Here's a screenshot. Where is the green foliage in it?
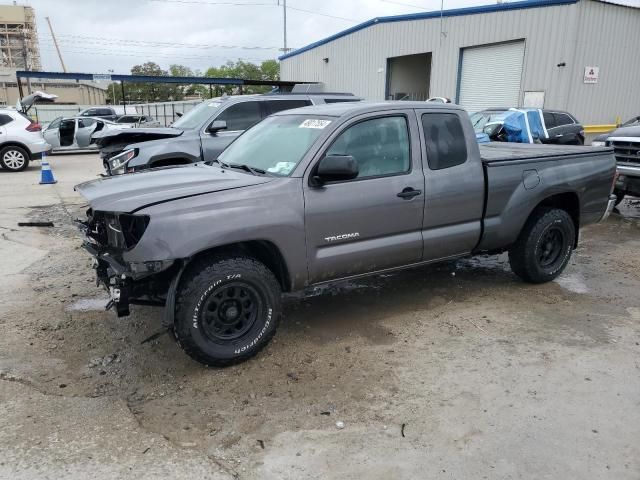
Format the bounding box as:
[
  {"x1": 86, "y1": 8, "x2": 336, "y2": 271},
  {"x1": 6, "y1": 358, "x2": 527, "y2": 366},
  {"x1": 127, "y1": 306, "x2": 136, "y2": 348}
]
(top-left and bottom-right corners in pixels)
[{"x1": 106, "y1": 59, "x2": 280, "y2": 105}]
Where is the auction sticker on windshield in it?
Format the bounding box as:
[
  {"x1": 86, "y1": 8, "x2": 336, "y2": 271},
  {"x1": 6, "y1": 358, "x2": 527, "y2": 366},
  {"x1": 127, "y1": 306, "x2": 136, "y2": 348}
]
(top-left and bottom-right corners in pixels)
[{"x1": 299, "y1": 119, "x2": 331, "y2": 129}]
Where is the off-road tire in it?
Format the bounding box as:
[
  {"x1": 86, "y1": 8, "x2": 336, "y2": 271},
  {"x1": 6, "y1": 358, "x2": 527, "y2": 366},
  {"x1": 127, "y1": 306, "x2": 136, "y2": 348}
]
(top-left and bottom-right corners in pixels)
[
  {"x1": 508, "y1": 208, "x2": 575, "y2": 284},
  {"x1": 174, "y1": 256, "x2": 281, "y2": 367},
  {"x1": 0, "y1": 145, "x2": 29, "y2": 172}
]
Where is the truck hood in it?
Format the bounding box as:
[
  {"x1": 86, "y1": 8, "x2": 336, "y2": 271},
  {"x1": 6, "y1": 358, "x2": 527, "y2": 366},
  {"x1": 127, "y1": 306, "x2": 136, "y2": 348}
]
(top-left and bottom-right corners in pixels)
[
  {"x1": 92, "y1": 127, "x2": 184, "y2": 149},
  {"x1": 75, "y1": 163, "x2": 273, "y2": 212},
  {"x1": 607, "y1": 125, "x2": 640, "y2": 138}
]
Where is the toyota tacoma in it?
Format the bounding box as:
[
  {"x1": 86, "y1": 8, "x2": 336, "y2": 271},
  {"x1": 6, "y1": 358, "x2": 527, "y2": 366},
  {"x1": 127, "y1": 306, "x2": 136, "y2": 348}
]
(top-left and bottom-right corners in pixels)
[{"x1": 76, "y1": 102, "x2": 617, "y2": 366}]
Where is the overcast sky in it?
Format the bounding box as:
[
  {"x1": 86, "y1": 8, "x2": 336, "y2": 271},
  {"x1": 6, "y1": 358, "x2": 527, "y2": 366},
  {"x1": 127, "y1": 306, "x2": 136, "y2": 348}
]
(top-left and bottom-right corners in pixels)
[{"x1": 15, "y1": 0, "x2": 504, "y2": 74}]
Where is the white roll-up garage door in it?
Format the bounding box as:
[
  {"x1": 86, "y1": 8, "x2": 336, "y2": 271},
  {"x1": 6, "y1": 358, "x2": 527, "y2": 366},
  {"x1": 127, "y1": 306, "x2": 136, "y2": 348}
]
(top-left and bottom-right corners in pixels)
[{"x1": 458, "y1": 41, "x2": 525, "y2": 113}]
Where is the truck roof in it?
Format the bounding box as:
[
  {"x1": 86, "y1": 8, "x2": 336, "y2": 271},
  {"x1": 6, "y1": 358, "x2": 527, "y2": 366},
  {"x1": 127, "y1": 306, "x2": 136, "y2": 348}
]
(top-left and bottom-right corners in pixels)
[{"x1": 273, "y1": 101, "x2": 466, "y2": 118}]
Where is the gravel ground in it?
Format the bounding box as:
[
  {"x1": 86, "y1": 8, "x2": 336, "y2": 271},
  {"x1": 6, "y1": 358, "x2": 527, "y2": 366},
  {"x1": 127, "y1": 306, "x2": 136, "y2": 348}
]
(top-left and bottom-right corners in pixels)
[{"x1": 1, "y1": 153, "x2": 639, "y2": 479}]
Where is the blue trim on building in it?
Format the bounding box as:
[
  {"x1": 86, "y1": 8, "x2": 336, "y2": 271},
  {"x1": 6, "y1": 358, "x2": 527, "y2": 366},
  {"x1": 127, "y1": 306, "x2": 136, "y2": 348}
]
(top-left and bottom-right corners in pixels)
[{"x1": 279, "y1": 0, "x2": 579, "y2": 61}]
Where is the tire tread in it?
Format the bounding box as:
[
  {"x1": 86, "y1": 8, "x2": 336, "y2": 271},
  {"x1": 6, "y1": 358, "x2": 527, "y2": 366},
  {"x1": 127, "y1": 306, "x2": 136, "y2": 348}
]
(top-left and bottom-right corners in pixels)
[{"x1": 174, "y1": 255, "x2": 281, "y2": 367}]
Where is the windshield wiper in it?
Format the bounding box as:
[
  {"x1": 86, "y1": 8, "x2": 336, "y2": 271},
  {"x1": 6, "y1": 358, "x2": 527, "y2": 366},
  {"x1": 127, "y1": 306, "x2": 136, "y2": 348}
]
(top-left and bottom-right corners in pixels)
[
  {"x1": 226, "y1": 163, "x2": 268, "y2": 176},
  {"x1": 206, "y1": 158, "x2": 230, "y2": 168}
]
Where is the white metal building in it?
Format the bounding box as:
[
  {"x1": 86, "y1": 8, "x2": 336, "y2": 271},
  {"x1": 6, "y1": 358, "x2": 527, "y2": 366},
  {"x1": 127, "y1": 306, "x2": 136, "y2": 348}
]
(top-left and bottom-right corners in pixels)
[{"x1": 279, "y1": 0, "x2": 640, "y2": 124}]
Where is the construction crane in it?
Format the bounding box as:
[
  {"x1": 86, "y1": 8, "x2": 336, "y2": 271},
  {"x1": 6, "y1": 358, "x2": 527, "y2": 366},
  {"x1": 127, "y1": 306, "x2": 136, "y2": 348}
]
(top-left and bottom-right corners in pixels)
[{"x1": 45, "y1": 16, "x2": 66, "y2": 73}]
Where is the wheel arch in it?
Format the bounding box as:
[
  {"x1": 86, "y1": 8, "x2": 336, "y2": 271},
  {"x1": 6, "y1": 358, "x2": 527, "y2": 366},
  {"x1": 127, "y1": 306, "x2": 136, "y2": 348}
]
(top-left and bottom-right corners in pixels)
[
  {"x1": 183, "y1": 239, "x2": 292, "y2": 292},
  {"x1": 525, "y1": 192, "x2": 580, "y2": 248},
  {"x1": 0, "y1": 141, "x2": 33, "y2": 155}
]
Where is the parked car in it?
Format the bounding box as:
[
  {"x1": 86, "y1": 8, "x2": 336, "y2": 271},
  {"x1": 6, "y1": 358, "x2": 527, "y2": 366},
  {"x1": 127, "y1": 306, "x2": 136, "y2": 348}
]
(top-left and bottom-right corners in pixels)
[
  {"x1": 0, "y1": 91, "x2": 55, "y2": 172},
  {"x1": 93, "y1": 92, "x2": 362, "y2": 175},
  {"x1": 77, "y1": 106, "x2": 126, "y2": 122},
  {"x1": 591, "y1": 116, "x2": 640, "y2": 204},
  {"x1": 75, "y1": 101, "x2": 616, "y2": 366},
  {"x1": 115, "y1": 115, "x2": 162, "y2": 128},
  {"x1": 43, "y1": 116, "x2": 132, "y2": 152},
  {"x1": 470, "y1": 108, "x2": 585, "y2": 145}
]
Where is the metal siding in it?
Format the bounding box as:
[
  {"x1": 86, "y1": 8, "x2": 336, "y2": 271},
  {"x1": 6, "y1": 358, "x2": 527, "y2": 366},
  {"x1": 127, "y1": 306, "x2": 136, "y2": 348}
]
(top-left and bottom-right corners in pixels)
[{"x1": 281, "y1": 0, "x2": 639, "y2": 124}]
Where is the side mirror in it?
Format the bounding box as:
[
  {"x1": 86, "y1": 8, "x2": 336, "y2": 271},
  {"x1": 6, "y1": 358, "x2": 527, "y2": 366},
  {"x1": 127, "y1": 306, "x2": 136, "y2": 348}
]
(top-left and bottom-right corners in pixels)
[
  {"x1": 313, "y1": 155, "x2": 358, "y2": 185},
  {"x1": 175, "y1": 111, "x2": 183, "y2": 117},
  {"x1": 207, "y1": 120, "x2": 227, "y2": 135}
]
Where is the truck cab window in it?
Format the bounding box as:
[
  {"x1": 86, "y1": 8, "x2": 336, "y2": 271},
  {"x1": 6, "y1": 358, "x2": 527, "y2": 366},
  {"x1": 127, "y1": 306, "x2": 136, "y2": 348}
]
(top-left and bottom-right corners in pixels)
[
  {"x1": 217, "y1": 101, "x2": 262, "y2": 131},
  {"x1": 325, "y1": 116, "x2": 410, "y2": 179},
  {"x1": 421, "y1": 113, "x2": 467, "y2": 170}
]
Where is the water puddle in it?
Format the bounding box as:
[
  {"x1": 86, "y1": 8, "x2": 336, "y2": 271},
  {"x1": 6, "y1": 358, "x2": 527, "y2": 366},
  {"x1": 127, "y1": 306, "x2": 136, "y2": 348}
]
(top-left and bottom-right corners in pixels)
[
  {"x1": 554, "y1": 272, "x2": 589, "y2": 294},
  {"x1": 66, "y1": 297, "x2": 109, "y2": 312}
]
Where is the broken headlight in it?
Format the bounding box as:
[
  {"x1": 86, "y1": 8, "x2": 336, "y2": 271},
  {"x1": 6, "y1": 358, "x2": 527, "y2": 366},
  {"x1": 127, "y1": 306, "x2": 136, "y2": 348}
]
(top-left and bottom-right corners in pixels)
[{"x1": 100, "y1": 212, "x2": 150, "y2": 250}]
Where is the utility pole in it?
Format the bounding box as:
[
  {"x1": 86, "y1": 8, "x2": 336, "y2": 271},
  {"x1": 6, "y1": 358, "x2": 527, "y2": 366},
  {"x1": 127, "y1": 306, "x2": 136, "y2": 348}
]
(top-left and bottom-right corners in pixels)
[
  {"x1": 45, "y1": 17, "x2": 67, "y2": 73},
  {"x1": 278, "y1": 0, "x2": 290, "y2": 54}
]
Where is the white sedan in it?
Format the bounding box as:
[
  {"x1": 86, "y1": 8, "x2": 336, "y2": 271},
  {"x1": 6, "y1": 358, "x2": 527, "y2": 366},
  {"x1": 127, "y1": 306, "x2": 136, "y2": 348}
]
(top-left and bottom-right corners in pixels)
[{"x1": 43, "y1": 116, "x2": 132, "y2": 152}]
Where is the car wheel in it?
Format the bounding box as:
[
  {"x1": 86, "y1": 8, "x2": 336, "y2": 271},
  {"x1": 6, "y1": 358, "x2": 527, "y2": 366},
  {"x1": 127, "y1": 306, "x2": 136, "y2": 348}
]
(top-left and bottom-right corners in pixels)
[
  {"x1": 174, "y1": 256, "x2": 281, "y2": 367},
  {"x1": 508, "y1": 208, "x2": 575, "y2": 283},
  {"x1": 0, "y1": 146, "x2": 29, "y2": 172}
]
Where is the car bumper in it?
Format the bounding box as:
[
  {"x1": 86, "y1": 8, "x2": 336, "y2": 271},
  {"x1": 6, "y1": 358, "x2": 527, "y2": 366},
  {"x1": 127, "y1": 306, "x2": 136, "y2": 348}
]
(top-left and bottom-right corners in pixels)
[
  {"x1": 599, "y1": 194, "x2": 617, "y2": 222},
  {"x1": 617, "y1": 164, "x2": 640, "y2": 178},
  {"x1": 29, "y1": 140, "x2": 51, "y2": 156}
]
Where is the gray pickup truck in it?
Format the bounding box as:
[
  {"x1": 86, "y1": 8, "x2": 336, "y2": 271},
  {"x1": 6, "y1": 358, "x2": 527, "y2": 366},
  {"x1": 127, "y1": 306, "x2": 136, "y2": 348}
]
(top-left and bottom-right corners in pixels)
[{"x1": 76, "y1": 102, "x2": 617, "y2": 367}]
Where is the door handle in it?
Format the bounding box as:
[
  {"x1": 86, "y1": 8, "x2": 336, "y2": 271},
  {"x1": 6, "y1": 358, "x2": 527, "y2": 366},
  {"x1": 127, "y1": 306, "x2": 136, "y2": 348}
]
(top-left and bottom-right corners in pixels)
[{"x1": 397, "y1": 187, "x2": 422, "y2": 199}]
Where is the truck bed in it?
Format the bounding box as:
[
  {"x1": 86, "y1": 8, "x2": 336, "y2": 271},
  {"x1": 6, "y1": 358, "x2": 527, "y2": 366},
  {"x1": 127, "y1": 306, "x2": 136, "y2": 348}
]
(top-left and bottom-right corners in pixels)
[{"x1": 480, "y1": 143, "x2": 613, "y2": 164}]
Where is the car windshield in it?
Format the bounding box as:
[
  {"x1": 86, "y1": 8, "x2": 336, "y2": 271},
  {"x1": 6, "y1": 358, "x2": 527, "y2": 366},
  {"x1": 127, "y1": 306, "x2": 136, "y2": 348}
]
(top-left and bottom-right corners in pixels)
[
  {"x1": 469, "y1": 111, "x2": 510, "y2": 132},
  {"x1": 172, "y1": 100, "x2": 223, "y2": 129},
  {"x1": 621, "y1": 116, "x2": 640, "y2": 127},
  {"x1": 217, "y1": 114, "x2": 333, "y2": 176}
]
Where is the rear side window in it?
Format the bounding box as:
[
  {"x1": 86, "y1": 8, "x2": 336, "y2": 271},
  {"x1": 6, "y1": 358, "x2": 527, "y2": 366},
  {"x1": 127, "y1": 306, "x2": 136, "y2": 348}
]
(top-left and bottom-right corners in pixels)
[
  {"x1": 324, "y1": 98, "x2": 360, "y2": 104},
  {"x1": 421, "y1": 113, "x2": 467, "y2": 170},
  {"x1": 326, "y1": 116, "x2": 410, "y2": 179},
  {"x1": 217, "y1": 101, "x2": 262, "y2": 131},
  {"x1": 265, "y1": 100, "x2": 311, "y2": 115},
  {"x1": 98, "y1": 108, "x2": 114, "y2": 116},
  {"x1": 0, "y1": 114, "x2": 13, "y2": 126},
  {"x1": 554, "y1": 113, "x2": 574, "y2": 126},
  {"x1": 543, "y1": 112, "x2": 556, "y2": 129}
]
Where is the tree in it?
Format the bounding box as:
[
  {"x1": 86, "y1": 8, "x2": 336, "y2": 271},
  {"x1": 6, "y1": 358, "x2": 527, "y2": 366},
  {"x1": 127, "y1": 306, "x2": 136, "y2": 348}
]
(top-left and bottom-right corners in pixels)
[{"x1": 106, "y1": 59, "x2": 281, "y2": 104}]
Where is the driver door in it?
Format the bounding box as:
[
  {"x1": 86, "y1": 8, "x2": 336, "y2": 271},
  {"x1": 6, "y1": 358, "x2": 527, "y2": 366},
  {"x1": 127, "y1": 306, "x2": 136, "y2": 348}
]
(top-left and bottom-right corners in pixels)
[
  {"x1": 43, "y1": 117, "x2": 62, "y2": 149},
  {"x1": 200, "y1": 101, "x2": 264, "y2": 161},
  {"x1": 76, "y1": 118, "x2": 98, "y2": 148},
  {"x1": 303, "y1": 111, "x2": 425, "y2": 283}
]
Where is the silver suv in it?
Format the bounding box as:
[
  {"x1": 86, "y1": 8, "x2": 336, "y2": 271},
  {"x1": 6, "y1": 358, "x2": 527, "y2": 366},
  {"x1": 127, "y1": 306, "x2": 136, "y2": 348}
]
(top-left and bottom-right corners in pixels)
[{"x1": 93, "y1": 93, "x2": 362, "y2": 175}]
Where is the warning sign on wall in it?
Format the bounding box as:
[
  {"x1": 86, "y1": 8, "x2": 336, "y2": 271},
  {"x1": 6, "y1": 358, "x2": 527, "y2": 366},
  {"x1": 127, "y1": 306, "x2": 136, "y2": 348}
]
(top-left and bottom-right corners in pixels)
[{"x1": 584, "y1": 66, "x2": 599, "y2": 84}]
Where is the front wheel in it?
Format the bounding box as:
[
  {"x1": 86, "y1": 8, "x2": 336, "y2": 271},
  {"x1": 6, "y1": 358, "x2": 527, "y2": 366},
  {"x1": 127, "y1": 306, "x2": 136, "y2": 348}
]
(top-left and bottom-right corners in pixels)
[
  {"x1": 174, "y1": 256, "x2": 281, "y2": 367},
  {"x1": 0, "y1": 146, "x2": 29, "y2": 172},
  {"x1": 508, "y1": 208, "x2": 575, "y2": 283}
]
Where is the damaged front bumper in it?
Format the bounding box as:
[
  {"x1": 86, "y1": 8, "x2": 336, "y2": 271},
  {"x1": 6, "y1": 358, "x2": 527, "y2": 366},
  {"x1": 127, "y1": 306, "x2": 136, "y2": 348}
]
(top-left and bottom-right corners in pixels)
[{"x1": 76, "y1": 213, "x2": 175, "y2": 317}]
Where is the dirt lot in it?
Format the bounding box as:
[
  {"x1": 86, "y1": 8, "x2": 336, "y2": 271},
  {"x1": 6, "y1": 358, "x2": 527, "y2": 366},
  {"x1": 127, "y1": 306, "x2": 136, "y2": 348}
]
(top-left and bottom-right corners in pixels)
[{"x1": 1, "y1": 153, "x2": 639, "y2": 480}]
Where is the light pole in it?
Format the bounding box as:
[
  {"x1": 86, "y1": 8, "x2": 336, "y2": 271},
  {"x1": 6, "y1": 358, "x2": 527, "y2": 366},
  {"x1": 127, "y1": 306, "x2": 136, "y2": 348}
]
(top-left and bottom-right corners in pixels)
[{"x1": 108, "y1": 69, "x2": 115, "y2": 105}]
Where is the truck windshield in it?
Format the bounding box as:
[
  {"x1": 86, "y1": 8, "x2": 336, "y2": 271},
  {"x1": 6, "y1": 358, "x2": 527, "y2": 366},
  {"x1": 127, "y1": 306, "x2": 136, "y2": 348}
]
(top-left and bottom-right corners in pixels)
[
  {"x1": 469, "y1": 111, "x2": 510, "y2": 132},
  {"x1": 172, "y1": 100, "x2": 222, "y2": 129},
  {"x1": 217, "y1": 115, "x2": 333, "y2": 176}
]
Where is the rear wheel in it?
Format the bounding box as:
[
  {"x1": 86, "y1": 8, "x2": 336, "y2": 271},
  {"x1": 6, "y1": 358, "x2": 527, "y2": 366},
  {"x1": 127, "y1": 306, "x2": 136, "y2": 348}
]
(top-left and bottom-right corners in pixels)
[
  {"x1": 508, "y1": 208, "x2": 575, "y2": 283},
  {"x1": 0, "y1": 146, "x2": 29, "y2": 172},
  {"x1": 174, "y1": 256, "x2": 281, "y2": 367}
]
